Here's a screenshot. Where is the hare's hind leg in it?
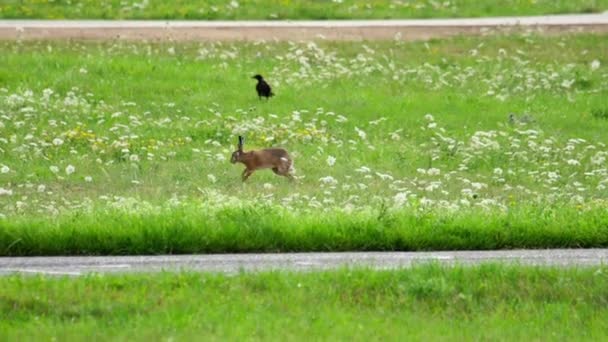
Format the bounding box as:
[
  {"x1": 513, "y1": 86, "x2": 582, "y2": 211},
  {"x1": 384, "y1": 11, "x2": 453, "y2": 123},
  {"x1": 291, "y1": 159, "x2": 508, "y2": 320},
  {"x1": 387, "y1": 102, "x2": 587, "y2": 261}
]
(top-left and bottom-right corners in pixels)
[{"x1": 273, "y1": 166, "x2": 295, "y2": 182}]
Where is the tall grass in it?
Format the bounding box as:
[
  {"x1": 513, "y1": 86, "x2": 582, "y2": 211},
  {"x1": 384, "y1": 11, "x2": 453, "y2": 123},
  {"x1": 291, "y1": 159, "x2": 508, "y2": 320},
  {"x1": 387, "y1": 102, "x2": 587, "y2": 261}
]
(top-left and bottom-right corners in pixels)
[
  {"x1": 2, "y1": 203, "x2": 607, "y2": 255},
  {"x1": 2, "y1": 265, "x2": 608, "y2": 340}
]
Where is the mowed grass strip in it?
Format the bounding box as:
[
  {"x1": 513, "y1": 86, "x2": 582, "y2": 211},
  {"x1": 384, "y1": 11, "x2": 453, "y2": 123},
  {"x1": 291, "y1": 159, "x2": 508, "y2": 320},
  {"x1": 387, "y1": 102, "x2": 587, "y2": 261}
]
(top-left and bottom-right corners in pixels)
[
  {"x1": 1, "y1": 0, "x2": 607, "y2": 20},
  {"x1": 2, "y1": 265, "x2": 608, "y2": 341},
  {"x1": 2, "y1": 205, "x2": 608, "y2": 255}
]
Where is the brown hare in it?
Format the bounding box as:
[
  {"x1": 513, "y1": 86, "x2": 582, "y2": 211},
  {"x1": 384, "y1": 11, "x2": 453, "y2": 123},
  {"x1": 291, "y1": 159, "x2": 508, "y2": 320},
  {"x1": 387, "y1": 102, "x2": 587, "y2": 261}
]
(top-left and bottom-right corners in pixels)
[{"x1": 230, "y1": 136, "x2": 295, "y2": 182}]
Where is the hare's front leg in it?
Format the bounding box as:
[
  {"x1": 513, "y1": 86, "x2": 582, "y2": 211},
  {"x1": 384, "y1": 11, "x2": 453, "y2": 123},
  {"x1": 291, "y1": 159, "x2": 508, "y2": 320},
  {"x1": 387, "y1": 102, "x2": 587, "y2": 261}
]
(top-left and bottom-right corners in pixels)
[{"x1": 242, "y1": 168, "x2": 254, "y2": 182}]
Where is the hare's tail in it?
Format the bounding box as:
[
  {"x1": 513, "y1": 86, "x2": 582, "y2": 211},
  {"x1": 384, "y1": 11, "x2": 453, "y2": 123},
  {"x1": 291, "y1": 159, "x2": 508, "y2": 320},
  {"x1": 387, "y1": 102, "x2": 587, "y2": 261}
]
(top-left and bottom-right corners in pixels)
[
  {"x1": 280, "y1": 157, "x2": 295, "y2": 174},
  {"x1": 288, "y1": 162, "x2": 296, "y2": 175}
]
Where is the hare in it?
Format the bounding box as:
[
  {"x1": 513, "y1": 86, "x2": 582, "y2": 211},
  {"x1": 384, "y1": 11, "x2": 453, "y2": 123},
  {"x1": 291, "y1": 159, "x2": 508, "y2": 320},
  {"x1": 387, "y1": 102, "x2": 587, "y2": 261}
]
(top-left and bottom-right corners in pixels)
[{"x1": 230, "y1": 136, "x2": 295, "y2": 182}]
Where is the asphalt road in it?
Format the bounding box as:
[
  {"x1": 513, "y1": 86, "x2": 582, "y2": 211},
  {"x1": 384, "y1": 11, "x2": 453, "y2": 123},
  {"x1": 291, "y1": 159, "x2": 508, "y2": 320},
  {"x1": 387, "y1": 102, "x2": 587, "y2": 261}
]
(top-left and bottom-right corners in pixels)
[
  {"x1": 1, "y1": 249, "x2": 607, "y2": 276},
  {"x1": 1, "y1": 14, "x2": 607, "y2": 41}
]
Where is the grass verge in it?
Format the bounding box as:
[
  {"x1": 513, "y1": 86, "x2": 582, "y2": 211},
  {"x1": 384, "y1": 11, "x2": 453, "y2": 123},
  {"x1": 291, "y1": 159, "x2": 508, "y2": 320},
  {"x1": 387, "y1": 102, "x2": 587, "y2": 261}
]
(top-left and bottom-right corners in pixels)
[
  {"x1": 2, "y1": 264, "x2": 608, "y2": 340},
  {"x1": 2, "y1": 204, "x2": 608, "y2": 255},
  {"x1": 1, "y1": 0, "x2": 607, "y2": 20}
]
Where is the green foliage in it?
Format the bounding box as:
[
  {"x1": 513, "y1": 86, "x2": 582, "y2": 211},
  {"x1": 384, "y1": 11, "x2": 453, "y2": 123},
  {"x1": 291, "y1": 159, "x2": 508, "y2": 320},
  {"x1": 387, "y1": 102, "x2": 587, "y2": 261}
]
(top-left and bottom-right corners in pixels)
[{"x1": 592, "y1": 107, "x2": 608, "y2": 120}]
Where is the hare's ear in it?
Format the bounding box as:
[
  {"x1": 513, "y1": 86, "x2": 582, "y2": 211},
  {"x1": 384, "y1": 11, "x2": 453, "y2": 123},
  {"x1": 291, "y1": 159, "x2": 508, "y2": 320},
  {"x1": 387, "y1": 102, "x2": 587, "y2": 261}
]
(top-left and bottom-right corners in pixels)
[{"x1": 238, "y1": 136, "x2": 244, "y2": 151}]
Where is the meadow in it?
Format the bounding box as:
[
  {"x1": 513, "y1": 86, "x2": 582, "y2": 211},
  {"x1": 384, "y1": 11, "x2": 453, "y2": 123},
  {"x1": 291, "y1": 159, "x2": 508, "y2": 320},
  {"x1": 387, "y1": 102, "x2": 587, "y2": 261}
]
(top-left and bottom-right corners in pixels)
[
  {"x1": 2, "y1": 265, "x2": 608, "y2": 340},
  {"x1": 1, "y1": 0, "x2": 607, "y2": 20},
  {"x1": 0, "y1": 34, "x2": 607, "y2": 255}
]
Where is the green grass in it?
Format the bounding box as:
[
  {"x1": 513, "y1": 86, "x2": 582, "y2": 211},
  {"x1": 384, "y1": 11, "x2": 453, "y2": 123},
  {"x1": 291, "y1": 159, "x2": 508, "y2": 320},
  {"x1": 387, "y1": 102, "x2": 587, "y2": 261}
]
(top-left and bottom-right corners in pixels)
[
  {"x1": 0, "y1": 34, "x2": 607, "y2": 254},
  {"x1": 1, "y1": 0, "x2": 607, "y2": 20},
  {"x1": 2, "y1": 265, "x2": 608, "y2": 340},
  {"x1": 2, "y1": 205, "x2": 608, "y2": 255}
]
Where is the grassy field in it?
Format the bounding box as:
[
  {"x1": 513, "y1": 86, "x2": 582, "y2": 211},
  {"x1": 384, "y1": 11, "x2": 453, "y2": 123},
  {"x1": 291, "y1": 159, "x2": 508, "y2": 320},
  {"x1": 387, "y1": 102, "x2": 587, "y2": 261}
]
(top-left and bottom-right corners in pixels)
[
  {"x1": 0, "y1": 34, "x2": 607, "y2": 254},
  {"x1": 2, "y1": 265, "x2": 608, "y2": 340},
  {"x1": 1, "y1": 0, "x2": 608, "y2": 20}
]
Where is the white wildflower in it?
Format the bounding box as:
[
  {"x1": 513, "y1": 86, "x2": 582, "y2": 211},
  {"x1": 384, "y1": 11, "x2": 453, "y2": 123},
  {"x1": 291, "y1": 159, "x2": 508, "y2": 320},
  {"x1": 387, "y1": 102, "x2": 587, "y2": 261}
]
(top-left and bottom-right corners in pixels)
[
  {"x1": 424, "y1": 182, "x2": 441, "y2": 192},
  {"x1": 369, "y1": 117, "x2": 387, "y2": 125},
  {"x1": 319, "y1": 176, "x2": 338, "y2": 185},
  {"x1": 424, "y1": 114, "x2": 435, "y2": 121},
  {"x1": 129, "y1": 154, "x2": 140, "y2": 162},
  {"x1": 390, "y1": 129, "x2": 402, "y2": 141},
  {"x1": 561, "y1": 79, "x2": 575, "y2": 89},
  {"x1": 42, "y1": 88, "x2": 54, "y2": 100},
  {"x1": 53, "y1": 138, "x2": 64, "y2": 146},
  {"x1": 592, "y1": 154, "x2": 606, "y2": 165},
  {"x1": 0, "y1": 188, "x2": 12, "y2": 196},
  {"x1": 290, "y1": 111, "x2": 301, "y2": 122},
  {"x1": 0, "y1": 165, "x2": 9, "y2": 174},
  {"x1": 493, "y1": 168, "x2": 503, "y2": 176},
  {"x1": 263, "y1": 183, "x2": 273, "y2": 190},
  {"x1": 462, "y1": 188, "x2": 474, "y2": 197},
  {"x1": 207, "y1": 174, "x2": 217, "y2": 183},
  {"x1": 570, "y1": 195, "x2": 584, "y2": 204},
  {"x1": 65, "y1": 165, "x2": 75, "y2": 175},
  {"x1": 591, "y1": 59, "x2": 601, "y2": 71},
  {"x1": 393, "y1": 192, "x2": 409, "y2": 206},
  {"x1": 84, "y1": 176, "x2": 93, "y2": 182},
  {"x1": 355, "y1": 166, "x2": 371, "y2": 173},
  {"x1": 355, "y1": 127, "x2": 367, "y2": 140},
  {"x1": 215, "y1": 153, "x2": 226, "y2": 162},
  {"x1": 420, "y1": 197, "x2": 434, "y2": 207},
  {"x1": 471, "y1": 182, "x2": 486, "y2": 190},
  {"x1": 50, "y1": 166, "x2": 60, "y2": 174},
  {"x1": 326, "y1": 156, "x2": 336, "y2": 167},
  {"x1": 336, "y1": 115, "x2": 348, "y2": 123},
  {"x1": 375, "y1": 172, "x2": 394, "y2": 181},
  {"x1": 37, "y1": 184, "x2": 46, "y2": 193},
  {"x1": 427, "y1": 168, "x2": 440, "y2": 176},
  {"x1": 567, "y1": 159, "x2": 580, "y2": 166},
  {"x1": 342, "y1": 203, "x2": 355, "y2": 213}
]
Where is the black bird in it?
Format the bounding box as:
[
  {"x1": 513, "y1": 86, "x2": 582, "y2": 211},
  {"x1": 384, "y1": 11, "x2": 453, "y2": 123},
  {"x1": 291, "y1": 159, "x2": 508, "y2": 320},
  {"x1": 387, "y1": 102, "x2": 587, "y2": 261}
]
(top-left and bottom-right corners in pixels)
[{"x1": 252, "y1": 74, "x2": 274, "y2": 100}]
